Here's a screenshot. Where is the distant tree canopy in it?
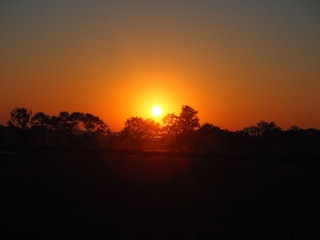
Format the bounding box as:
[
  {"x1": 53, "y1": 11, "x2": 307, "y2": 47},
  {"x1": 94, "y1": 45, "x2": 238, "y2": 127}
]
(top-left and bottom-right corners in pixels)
[
  {"x1": 31, "y1": 112, "x2": 51, "y2": 128},
  {"x1": 121, "y1": 105, "x2": 200, "y2": 143},
  {"x1": 162, "y1": 105, "x2": 200, "y2": 137},
  {"x1": 3, "y1": 106, "x2": 320, "y2": 158},
  {"x1": 82, "y1": 113, "x2": 110, "y2": 135},
  {"x1": 243, "y1": 121, "x2": 281, "y2": 137},
  {"x1": 6, "y1": 107, "x2": 110, "y2": 136},
  {"x1": 162, "y1": 113, "x2": 180, "y2": 137},
  {"x1": 179, "y1": 105, "x2": 200, "y2": 133},
  {"x1": 122, "y1": 117, "x2": 160, "y2": 142},
  {"x1": 8, "y1": 107, "x2": 32, "y2": 129}
]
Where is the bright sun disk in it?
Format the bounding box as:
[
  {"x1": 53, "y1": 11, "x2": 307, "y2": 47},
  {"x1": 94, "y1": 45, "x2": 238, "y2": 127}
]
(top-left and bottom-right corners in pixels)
[{"x1": 151, "y1": 106, "x2": 162, "y2": 117}]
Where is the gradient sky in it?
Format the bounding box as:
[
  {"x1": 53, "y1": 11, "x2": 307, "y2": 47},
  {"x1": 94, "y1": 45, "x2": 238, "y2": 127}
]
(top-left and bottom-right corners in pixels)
[{"x1": 1, "y1": 0, "x2": 320, "y2": 131}]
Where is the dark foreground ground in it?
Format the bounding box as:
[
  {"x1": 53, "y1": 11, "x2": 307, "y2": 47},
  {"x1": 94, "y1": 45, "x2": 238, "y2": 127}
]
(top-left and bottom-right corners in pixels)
[{"x1": 1, "y1": 150, "x2": 320, "y2": 239}]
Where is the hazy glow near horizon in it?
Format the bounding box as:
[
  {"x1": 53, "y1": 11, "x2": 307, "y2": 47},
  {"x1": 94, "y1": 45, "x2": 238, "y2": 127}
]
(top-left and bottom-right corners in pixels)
[{"x1": 1, "y1": 1, "x2": 320, "y2": 131}]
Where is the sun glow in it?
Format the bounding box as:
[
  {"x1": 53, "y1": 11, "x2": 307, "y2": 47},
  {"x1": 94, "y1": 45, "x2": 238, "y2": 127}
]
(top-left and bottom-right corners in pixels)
[{"x1": 151, "y1": 106, "x2": 163, "y2": 117}]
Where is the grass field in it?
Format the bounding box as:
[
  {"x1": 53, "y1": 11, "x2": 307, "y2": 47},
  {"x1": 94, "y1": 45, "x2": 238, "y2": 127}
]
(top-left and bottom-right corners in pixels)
[{"x1": 1, "y1": 150, "x2": 320, "y2": 239}]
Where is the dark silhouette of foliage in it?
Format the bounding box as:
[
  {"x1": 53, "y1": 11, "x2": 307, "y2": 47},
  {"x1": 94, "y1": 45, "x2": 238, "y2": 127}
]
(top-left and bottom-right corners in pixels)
[
  {"x1": 48, "y1": 115, "x2": 60, "y2": 131},
  {"x1": 288, "y1": 125, "x2": 301, "y2": 131},
  {"x1": 2, "y1": 106, "x2": 320, "y2": 159},
  {"x1": 243, "y1": 120, "x2": 281, "y2": 137},
  {"x1": 161, "y1": 106, "x2": 200, "y2": 151},
  {"x1": 82, "y1": 113, "x2": 110, "y2": 135},
  {"x1": 178, "y1": 105, "x2": 200, "y2": 133},
  {"x1": 123, "y1": 117, "x2": 146, "y2": 140},
  {"x1": 162, "y1": 105, "x2": 200, "y2": 139},
  {"x1": 83, "y1": 113, "x2": 98, "y2": 133},
  {"x1": 195, "y1": 123, "x2": 225, "y2": 151},
  {"x1": 3, "y1": 107, "x2": 113, "y2": 150},
  {"x1": 7, "y1": 107, "x2": 32, "y2": 129},
  {"x1": 162, "y1": 113, "x2": 180, "y2": 137},
  {"x1": 31, "y1": 112, "x2": 51, "y2": 128},
  {"x1": 123, "y1": 117, "x2": 158, "y2": 139},
  {"x1": 56, "y1": 111, "x2": 78, "y2": 134},
  {"x1": 198, "y1": 123, "x2": 223, "y2": 133},
  {"x1": 143, "y1": 118, "x2": 161, "y2": 139},
  {"x1": 257, "y1": 121, "x2": 281, "y2": 135}
]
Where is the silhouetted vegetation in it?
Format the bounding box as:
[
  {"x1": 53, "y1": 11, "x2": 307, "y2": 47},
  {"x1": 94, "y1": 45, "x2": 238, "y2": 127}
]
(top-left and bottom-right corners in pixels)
[
  {"x1": 1, "y1": 107, "x2": 110, "y2": 151},
  {"x1": 1, "y1": 106, "x2": 320, "y2": 239},
  {"x1": 1, "y1": 105, "x2": 319, "y2": 160}
]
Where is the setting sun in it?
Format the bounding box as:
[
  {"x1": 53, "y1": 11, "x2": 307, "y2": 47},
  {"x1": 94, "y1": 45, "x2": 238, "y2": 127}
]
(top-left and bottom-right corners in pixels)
[{"x1": 151, "y1": 106, "x2": 163, "y2": 117}]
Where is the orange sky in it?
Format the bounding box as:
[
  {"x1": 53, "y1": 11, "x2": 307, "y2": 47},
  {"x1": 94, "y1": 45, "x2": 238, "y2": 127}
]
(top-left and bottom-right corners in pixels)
[{"x1": 1, "y1": 1, "x2": 320, "y2": 131}]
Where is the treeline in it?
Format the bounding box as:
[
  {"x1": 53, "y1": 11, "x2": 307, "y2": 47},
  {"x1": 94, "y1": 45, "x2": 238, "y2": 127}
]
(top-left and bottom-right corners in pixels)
[
  {"x1": 1, "y1": 106, "x2": 320, "y2": 159},
  {"x1": 6, "y1": 108, "x2": 109, "y2": 135},
  {"x1": 0, "y1": 108, "x2": 110, "y2": 150}
]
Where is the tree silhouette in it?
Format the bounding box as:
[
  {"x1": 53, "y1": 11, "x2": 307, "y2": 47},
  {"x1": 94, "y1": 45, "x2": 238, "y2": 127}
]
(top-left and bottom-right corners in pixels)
[
  {"x1": 191, "y1": 123, "x2": 225, "y2": 153},
  {"x1": 162, "y1": 113, "x2": 180, "y2": 137},
  {"x1": 243, "y1": 125, "x2": 260, "y2": 137},
  {"x1": 161, "y1": 106, "x2": 200, "y2": 151},
  {"x1": 243, "y1": 121, "x2": 281, "y2": 137},
  {"x1": 288, "y1": 125, "x2": 301, "y2": 132},
  {"x1": 123, "y1": 117, "x2": 146, "y2": 140},
  {"x1": 143, "y1": 118, "x2": 161, "y2": 139},
  {"x1": 49, "y1": 115, "x2": 60, "y2": 131},
  {"x1": 162, "y1": 105, "x2": 200, "y2": 138},
  {"x1": 256, "y1": 121, "x2": 281, "y2": 135},
  {"x1": 199, "y1": 123, "x2": 222, "y2": 133},
  {"x1": 82, "y1": 113, "x2": 109, "y2": 135},
  {"x1": 122, "y1": 117, "x2": 145, "y2": 148},
  {"x1": 31, "y1": 112, "x2": 51, "y2": 128},
  {"x1": 178, "y1": 105, "x2": 200, "y2": 133},
  {"x1": 3, "y1": 106, "x2": 320, "y2": 157},
  {"x1": 122, "y1": 117, "x2": 160, "y2": 148},
  {"x1": 8, "y1": 107, "x2": 32, "y2": 129},
  {"x1": 56, "y1": 111, "x2": 78, "y2": 134},
  {"x1": 29, "y1": 112, "x2": 52, "y2": 145}
]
